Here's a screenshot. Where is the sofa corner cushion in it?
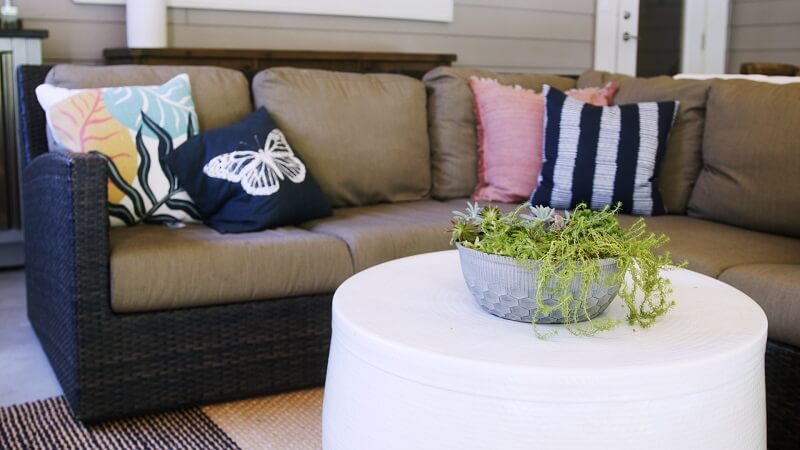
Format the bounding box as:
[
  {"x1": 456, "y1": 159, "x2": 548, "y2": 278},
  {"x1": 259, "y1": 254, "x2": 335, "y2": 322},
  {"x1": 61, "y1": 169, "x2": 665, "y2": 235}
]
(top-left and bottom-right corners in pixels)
[
  {"x1": 300, "y1": 199, "x2": 485, "y2": 272},
  {"x1": 109, "y1": 224, "x2": 354, "y2": 313},
  {"x1": 251, "y1": 67, "x2": 431, "y2": 207},
  {"x1": 688, "y1": 80, "x2": 800, "y2": 238},
  {"x1": 719, "y1": 264, "x2": 800, "y2": 347},
  {"x1": 45, "y1": 64, "x2": 252, "y2": 132},
  {"x1": 615, "y1": 215, "x2": 800, "y2": 278},
  {"x1": 422, "y1": 66, "x2": 577, "y2": 200},
  {"x1": 578, "y1": 70, "x2": 711, "y2": 215}
]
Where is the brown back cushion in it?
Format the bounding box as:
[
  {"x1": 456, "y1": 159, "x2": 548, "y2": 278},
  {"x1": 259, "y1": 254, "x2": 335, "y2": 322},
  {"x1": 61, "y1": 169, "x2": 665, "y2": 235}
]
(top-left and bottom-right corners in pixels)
[
  {"x1": 252, "y1": 68, "x2": 430, "y2": 207},
  {"x1": 688, "y1": 80, "x2": 800, "y2": 238},
  {"x1": 577, "y1": 71, "x2": 710, "y2": 214},
  {"x1": 45, "y1": 64, "x2": 252, "y2": 132},
  {"x1": 423, "y1": 67, "x2": 576, "y2": 199}
]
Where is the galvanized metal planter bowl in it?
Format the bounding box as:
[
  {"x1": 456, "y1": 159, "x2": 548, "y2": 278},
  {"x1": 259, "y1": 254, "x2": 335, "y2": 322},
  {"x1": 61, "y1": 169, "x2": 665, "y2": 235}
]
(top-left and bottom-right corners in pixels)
[{"x1": 456, "y1": 244, "x2": 621, "y2": 324}]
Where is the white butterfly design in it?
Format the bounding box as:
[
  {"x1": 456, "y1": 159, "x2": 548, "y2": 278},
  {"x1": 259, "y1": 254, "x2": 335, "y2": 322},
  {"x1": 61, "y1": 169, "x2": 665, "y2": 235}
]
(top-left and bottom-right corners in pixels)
[{"x1": 203, "y1": 129, "x2": 307, "y2": 196}]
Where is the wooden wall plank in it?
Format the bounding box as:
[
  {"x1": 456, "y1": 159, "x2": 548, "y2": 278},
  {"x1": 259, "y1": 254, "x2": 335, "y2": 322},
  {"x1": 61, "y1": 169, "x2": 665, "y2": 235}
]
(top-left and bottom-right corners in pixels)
[
  {"x1": 24, "y1": 19, "x2": 126, "y2": 64},
  {"x1": 728, "y1": 50, "x2": 800, "y2": 72},
  {"x1": 727, "y1": 0, "x2": 800, "y2": 72},
  {"x1": 168, "y1": 24, "x2": 592, "y2": 72},
  {"x1": 19, "y1": 0, "x2": 594, "y2": 74},
  {"x1": 729, "y1": 24, "x2": 800, "y2": 51},
  {"x1": 456, "y1": 0, "x2": 594, "y2": 14},
  {"x1": 731, "y1": 0, "x2": 800, "y2": 25},
  {"x1": 183, "y1": 5, "x2": 594, "y2": 42}
]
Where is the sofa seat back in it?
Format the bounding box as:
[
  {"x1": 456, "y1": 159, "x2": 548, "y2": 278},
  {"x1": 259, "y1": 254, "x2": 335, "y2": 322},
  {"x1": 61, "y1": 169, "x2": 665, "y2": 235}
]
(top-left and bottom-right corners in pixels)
[
  {"x1": 688, "y1": 79, "x2": 800, "y2": 238},
  {"x1": 43, "y1": 64, "x2": 253, "y2": 133},
  {"x1": 252, "y1": 67, "x2": 431, "y2": 208}
]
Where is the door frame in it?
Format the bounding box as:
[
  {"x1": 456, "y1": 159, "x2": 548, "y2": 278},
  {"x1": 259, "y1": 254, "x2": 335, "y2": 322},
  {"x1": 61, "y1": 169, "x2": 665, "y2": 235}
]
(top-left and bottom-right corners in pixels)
[
  {"x1": 594, "y1": 0, "x2": 731, "y2": 75},
  {"x1": 681, "y1": 0, "x2": 731, "y2": 74}
]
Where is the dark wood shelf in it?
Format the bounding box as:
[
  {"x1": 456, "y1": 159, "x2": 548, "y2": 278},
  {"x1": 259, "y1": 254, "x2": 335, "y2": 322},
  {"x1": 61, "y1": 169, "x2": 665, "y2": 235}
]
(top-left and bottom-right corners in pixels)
[
  {"x1": 104, "y1": 47, "x2": 457, "y2": 79},
  {"x1": 0, "y1": 29, "x2": 48, "y2": 38}
]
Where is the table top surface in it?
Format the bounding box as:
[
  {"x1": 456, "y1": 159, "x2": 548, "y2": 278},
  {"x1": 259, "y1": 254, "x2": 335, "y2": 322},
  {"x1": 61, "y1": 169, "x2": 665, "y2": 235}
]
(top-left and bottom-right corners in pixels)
[{"x1": 332, "y1": 250, "x2": 768, "y2": 400}]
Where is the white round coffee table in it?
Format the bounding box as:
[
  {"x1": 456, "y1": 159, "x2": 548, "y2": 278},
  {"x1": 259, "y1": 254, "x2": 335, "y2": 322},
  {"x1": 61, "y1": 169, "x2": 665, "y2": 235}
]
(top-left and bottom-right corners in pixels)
[{"x1": 322, "y1": 251, "x2": 767, "y2": 450}]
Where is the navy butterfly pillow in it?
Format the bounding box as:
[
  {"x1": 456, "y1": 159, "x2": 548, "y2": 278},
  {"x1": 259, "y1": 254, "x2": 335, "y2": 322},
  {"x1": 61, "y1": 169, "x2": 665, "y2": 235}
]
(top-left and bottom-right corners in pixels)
[
  {"x1": 532, "y1": 85, "x2": 678, "y2": 215},
  {"x1": 166, "y1": 107, "x2": 332, "y2": 233}
]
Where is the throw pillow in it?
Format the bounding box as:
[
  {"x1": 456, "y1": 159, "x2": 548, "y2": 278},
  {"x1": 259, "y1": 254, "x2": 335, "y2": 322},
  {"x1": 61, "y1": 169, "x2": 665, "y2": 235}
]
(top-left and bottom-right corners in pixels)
[
  {"x1": 469, "y1": 78, "x2": 618, "y2": 203},
  {"x1": 531, "y1": 85, "x2": 678, "y2": 216},
  {"x1": 577, "y1": 70, "x2": 711, "y2": 214},
  {"x1": 468, "y1": 77, "x2": 545, "y2": 203},
  {"x1": 166, "y1": 107, "x2": 332, "y2": 233},
  {"x1": 422, "y1": 66, "x2": 579, "y2": 199},
  {"x1": 35, "y1": 74, "x2": 201, "y2": 226},
  {"x1": 565, "y1": 82, "x2": 619, "y2": 106}
]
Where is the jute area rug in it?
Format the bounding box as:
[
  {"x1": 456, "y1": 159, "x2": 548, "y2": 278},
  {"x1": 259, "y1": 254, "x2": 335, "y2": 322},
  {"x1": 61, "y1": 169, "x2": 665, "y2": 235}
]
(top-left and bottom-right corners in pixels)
[{"x1": 0, "y1": 388, "x2": 323, "y2": 449}]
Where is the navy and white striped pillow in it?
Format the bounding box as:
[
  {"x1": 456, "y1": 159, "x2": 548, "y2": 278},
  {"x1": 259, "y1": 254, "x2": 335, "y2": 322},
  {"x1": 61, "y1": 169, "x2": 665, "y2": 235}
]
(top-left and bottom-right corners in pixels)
[{"x1": 531, "y1": 85, "x2": 678, "y2": 215}]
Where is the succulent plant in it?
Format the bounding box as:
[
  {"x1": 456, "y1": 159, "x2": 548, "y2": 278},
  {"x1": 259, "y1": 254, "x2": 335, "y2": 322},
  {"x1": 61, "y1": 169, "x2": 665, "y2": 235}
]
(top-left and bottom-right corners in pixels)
[
  {"x1": 521, "y1": 205, "x2": 555, "y2": 223},
  {"x1": 449, "y1": 201, "x2": 678, "y2": 336},
  {"x1": 452, "y1": 202, "x2": 483, "y2": 223}
]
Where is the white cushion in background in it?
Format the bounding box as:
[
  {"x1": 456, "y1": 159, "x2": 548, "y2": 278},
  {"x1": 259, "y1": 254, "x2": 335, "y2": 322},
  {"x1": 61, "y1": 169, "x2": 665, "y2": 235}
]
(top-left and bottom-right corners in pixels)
[{"x1": 675, "y1": 73, "x2": 800, "y2": 84}]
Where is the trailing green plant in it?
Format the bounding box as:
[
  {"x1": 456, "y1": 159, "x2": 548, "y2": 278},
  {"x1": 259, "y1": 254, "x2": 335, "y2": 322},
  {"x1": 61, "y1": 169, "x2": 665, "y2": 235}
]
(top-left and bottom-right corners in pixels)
[{"x1": 450, "y1": 202, "x2": 679, "y2": 336}]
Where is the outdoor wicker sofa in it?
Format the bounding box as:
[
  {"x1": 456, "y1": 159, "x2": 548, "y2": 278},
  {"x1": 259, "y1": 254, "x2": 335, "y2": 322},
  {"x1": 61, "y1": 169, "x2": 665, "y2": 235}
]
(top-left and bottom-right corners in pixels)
[{"x1": 18, "y1": 64, "x2": 800, "y2": 449}]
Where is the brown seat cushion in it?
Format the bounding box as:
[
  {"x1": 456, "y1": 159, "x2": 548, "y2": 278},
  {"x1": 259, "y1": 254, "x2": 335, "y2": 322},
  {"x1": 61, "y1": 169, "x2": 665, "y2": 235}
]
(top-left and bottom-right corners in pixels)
[
  {"x1": 252, "y1": 68, "x2": 430, "y2": 207},
  {"x1": 687, "y1": 79, "x2": 800, "y2": 238},
  {"x1": 300, "y1": 198, "x2": 496, "y2": 272},
  {"x1": 617, "y1": 215, "x2": 800, "y2": 277},
  {"x1": 110, "y1": 225, "x2": 354, "y2": 313},
  {"x1": 578, "y1": 71, "x2": 711, "y2": 214},
  {"x1": 44, "y1": 64, "x2": 252, "y2": 132},
  {"x1": 423, "y1": 67, "x2": 576, "y2": 200},
  {"x1": 719, "y1": 264, "x2": 800, "y2": 347}
]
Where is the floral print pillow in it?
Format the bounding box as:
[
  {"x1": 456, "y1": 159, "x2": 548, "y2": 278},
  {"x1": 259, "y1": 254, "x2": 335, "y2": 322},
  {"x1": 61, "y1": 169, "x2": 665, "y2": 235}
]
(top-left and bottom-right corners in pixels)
[{"x1": 36, "y1": 74, "x2": 201, "y2": 226}]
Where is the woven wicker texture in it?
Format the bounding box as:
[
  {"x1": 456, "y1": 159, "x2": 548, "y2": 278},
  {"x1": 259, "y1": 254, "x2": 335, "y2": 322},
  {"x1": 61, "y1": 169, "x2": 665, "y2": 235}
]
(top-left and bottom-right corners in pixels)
[
  {"x1": 765, "y1": 341, "x2": 800, "y2": 450},
  {"x1": 20, "y1": 68, "x2": 333, "y2": 423},
  {"x1": 17, "y1": 65, "x2": 52, "y2": 167},
  {"x1": 20, "y1": 66, "x2": 335, "y2": 422}
]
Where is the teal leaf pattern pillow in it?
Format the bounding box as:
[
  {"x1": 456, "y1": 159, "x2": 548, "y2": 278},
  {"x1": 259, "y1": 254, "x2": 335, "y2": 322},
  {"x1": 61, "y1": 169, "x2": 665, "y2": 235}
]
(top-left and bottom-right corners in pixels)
[
  {"x1": 35, "y1": 74, "x2": 201, "y2": 226},
  {"x1": 103, "y1": 74, "x2": 198, "y2": 139}
]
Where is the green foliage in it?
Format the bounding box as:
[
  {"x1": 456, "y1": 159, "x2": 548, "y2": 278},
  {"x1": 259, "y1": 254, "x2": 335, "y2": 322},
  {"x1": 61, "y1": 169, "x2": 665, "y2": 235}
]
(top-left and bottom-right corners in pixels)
[{"x1": 450, "y1": 203, "x2": 678, "y2": 336}]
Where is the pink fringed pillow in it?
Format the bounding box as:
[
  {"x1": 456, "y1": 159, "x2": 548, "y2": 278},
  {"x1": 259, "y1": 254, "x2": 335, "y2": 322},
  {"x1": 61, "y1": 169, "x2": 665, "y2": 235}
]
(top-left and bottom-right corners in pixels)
[
  {"x1": 469, "y1": 78, "x2": 617, "y2": 203},
  {"x1": 565, "y1": 82, "x2": 619, "y2": 106},
  {"x1": 469, "y1": 77, "x2": 543, "y2": 203}
]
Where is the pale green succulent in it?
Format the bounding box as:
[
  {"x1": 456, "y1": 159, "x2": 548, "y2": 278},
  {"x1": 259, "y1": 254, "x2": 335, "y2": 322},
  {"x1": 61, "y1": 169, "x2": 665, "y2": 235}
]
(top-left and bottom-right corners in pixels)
[
  {"x1": 521, "y1": 205, "x2": 555, "y2": 223},
  {"x1": 452, "y1": 202, "x2": 483, "y2": 223}
]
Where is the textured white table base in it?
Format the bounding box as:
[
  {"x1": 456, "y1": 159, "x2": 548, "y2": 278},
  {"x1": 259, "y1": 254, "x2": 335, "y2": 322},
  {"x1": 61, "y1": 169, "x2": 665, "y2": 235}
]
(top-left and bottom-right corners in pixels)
[{"x1": 323, "y1": 251, "x2": 767, "y2": 450}]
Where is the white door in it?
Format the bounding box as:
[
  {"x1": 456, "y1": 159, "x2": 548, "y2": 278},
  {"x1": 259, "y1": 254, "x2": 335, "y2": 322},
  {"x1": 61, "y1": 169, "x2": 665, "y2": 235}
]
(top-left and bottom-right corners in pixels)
[
  {"x1": 594, "y1": 0, "x2": 730, "y2": 76},
  {"x1": 594, "y1": 0, "x2": 639, "y2": 75},
  {"x1": 681, "y1": 0, "x2": 731, "y2": 74}
]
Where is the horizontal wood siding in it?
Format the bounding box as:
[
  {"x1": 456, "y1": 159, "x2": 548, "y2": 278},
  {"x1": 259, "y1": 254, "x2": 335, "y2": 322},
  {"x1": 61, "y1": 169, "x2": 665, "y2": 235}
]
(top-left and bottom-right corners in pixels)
[
  {"x1": 728, "y1": 0, "x2": 800, "y2": 72},
  {"x1": 18, "y1": 0, "x2": 595, "y2": 74}
]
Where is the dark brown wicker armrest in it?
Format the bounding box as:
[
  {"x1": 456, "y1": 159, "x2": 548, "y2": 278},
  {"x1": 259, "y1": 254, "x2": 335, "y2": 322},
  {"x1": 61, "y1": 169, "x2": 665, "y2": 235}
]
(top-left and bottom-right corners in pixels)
[{"x1": 22, "y1": 151, "x2": 109, "y2": 408}]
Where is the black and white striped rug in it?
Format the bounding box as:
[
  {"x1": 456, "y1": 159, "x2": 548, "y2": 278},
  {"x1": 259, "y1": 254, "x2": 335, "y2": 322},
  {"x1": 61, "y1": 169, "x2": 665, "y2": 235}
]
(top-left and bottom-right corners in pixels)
[{"x1": 0, "y1": 388, "x2": 323, "y2": 449}]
